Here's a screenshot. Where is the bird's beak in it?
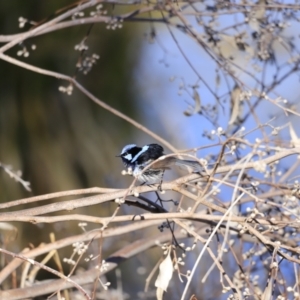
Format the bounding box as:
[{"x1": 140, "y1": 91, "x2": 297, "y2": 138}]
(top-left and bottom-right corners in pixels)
[{"x1": 116, "y1": 154, "x2": 121, "y2": 157}]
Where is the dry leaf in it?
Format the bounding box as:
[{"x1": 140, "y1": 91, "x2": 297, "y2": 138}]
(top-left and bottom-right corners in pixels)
[
  {"x1": 289, "y1": 123, "x2": 300, "y2": 147},
  {"x1": 184, "y1": 89, "x2": 201, "y2": 116},
  {"x1": 261, "y1": 263, "x2": 278, "y2": 300},
  {"x1": 215, "y1": 72, "x2": 221, "y2": 88},
  {"x1": 155, "y1": 247, "x2": 173, "y2": 300},
  {"x1": 0, "y1": 222, "x2": 18, "y2": 242},
  {"x1": 156, "y1": 287, "x2": 164, "y2": 300},
  {"x1": 229, "y1": 85, "x2": 242, "y2": 125},
  {"x1": 0, "y1": 222, "x2": 17, "y2": 231}
]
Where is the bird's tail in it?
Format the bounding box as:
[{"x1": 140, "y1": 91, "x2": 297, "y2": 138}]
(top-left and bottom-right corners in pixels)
[{"x1": 174, "y1": 158, "x2": 203, "y2": 173}]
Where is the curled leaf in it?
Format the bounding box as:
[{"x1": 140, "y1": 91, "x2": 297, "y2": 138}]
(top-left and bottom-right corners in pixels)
[
  {"x1": 229, "y1": 85, "x2": 243, "y2": 125},
  {"x1": 155, "y1": 247, "x2": 173, "y2": 299},
  {"x1": 184, "y1": 89, "x2": 201, "y2": 116},
  {"x1": 289, "y1": 123, "x2": 300, "y2": 147}
]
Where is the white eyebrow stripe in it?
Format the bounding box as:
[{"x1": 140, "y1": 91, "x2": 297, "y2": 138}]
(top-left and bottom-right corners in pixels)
[{"x1": 131, "y1": 145, "x2": 149, "y2": 162}]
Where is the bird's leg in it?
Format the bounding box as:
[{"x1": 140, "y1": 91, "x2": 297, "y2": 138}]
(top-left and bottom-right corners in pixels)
[
  {"x1": 138, "y1": 179, "x2": 182, "y2": 250},
  {"x1": 157, "y1": 170, "x2": 165, "y2": 192}
]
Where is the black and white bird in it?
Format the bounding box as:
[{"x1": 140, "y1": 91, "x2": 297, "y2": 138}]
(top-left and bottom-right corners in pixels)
[{"x1": 117, "y1": 143, "x2": 202, "y2": 184}]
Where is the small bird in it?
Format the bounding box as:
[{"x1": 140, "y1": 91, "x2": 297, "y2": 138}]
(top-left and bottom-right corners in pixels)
[{"x1": 117, "y1": 143, "x2": 201, "y2": 184}]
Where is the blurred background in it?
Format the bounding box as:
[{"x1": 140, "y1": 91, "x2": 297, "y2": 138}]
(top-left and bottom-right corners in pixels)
[
  {"x1": 0, "y1": 1, "x2": 209, "y2": 298},
  {"x1": 1, "y1": 0, "x2": 300, "y2": 299}
]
